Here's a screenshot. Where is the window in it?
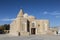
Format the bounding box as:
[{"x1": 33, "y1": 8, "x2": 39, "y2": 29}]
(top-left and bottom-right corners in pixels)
[
  {"x1": 32, "y1": 23, "x2": 35, "y2": 27},
  {"x1": 32, "y1": 21, "x2": 36, "y2": 27},
  {"x1": 32, "y1": 23, "x2": 34, "y2": 27},
  {"x1": 38, "y1": 24, "x2": 40, "y2": 27}
]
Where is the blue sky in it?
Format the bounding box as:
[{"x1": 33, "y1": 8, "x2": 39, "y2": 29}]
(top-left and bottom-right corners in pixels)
[{"x1": 0, "y1": 0, "x2": 60, "y2": 27}]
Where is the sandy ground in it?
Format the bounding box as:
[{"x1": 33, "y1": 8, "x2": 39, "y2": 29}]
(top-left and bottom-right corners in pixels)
[{"x1": 0, "y1": 34, "x2": 60, "y2": 40}]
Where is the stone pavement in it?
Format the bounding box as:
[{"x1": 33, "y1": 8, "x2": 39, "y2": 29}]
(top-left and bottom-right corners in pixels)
[{"x1": 0, "y1": 34, "x2": 60, "y2": 40}]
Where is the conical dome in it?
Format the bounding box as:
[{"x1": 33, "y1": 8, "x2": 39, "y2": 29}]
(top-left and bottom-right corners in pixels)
[{"x1": 17, "y1": 9, "x2": 24, "y2": 17}]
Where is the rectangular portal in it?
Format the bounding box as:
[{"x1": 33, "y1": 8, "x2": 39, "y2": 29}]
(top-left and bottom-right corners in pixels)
[{"x1": 31, "y1": 28, "x2": 36, "y2": 34}]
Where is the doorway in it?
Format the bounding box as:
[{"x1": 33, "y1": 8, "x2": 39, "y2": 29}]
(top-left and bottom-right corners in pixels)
[
  {"x1": 18, "y1": 32, "x2": 20, "y2": 36},
  {"x1": 31, "y1": 28, "x2": 36, "y2": 34}
]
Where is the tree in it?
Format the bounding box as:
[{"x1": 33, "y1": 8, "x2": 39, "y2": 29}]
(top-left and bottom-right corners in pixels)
[{"x1": 4, "y1": 24, "x2": 10, "y2": 30}]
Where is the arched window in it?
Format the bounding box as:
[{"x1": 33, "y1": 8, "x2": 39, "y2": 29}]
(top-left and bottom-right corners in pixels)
[
  {"x1": 32, "y1": 23, "x2": 35, "y2": 27},
  {"x1": 32, "y1": 21, "x2": 36, "y2": 27}
]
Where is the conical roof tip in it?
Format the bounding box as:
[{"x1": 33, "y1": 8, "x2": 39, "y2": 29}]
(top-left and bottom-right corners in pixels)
[{"x1": 17, "y1": 9, "x2": 24, "y2": 17}]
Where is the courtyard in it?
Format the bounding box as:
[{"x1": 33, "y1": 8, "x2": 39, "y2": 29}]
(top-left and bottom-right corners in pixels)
[{"x1": 0, "y1": 34, "x2": 60, "y2": 40}]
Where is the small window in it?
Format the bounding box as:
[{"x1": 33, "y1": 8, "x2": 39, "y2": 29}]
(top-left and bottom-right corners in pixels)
[{"x1": 38, "y1": 24, "x2": 40, "y2": 27}]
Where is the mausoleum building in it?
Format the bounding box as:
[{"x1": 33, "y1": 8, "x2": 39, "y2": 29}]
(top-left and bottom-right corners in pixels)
[{"x1": 10, "y1": 9, "x2": 49, "y2": 36}]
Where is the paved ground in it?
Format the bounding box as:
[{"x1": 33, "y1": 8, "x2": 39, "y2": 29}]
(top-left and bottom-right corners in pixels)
[{"x1": 0, "y1": 34, "x2": 60, "y2": 40}]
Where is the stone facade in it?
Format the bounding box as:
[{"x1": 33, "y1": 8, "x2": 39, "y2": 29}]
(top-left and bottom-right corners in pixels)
[{"x1": 9, "y1": 9, "x2": 49, "y2": 36}]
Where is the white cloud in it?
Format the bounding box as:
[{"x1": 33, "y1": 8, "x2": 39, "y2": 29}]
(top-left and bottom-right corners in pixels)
[
  {"x1": 43, "y1": 11, "x2": 60, "y2": 15},
  {"x1": 55, "y1": 16, "x2": 60, "y2": 18},
  {"x1": 43, "y1": 11, "x2": 48, "y2": 14},
  {"x1": 0, "y1": 18, "x2": 15, "y2": 21},
  {"x1": 50, "y1": 12, "x2": 60, "y2": 15},
  {"x1": 43, "y1": 11, "x2": 60, "y2": 18}
]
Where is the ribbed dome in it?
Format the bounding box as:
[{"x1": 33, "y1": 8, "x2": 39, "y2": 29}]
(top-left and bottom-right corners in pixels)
[
  {"x1": 24, "y1": 13, "x2": 28, "y2": 18},
  {"x1": 28, "y1": 16, "x2": 35, "y2": 19}
]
